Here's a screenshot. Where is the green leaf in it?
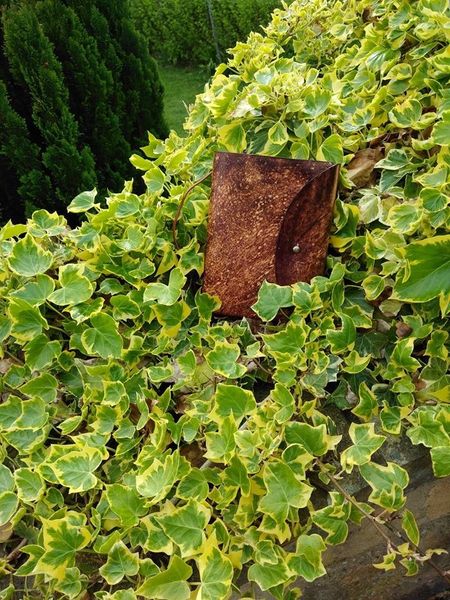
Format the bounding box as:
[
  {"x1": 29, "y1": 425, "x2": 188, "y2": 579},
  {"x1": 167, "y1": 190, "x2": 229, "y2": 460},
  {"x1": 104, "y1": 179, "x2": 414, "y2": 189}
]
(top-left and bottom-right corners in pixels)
[
  {"x1": 288, "y1": 534, "x2": 327, "y2": 582},
  {"x1": 205, "y1": 416, "x2": 237, "y2": 462},
  {"x1": 285, "y1": 422, "x2": 339, "y2": 456},
  {"x1": 105, "y1": 484, "x2": 147, "y2": 527},
  {"x1": 137, "y1": 555, "x2": 192, "y2": 600},
  {"x1": 0, "y1": 465, "x2": 14, "y2": 493},
  {"x1": 8, "y1": 298, "x2": 48, "y2": 341},
  {"x1": 359, "y1": 462, "x2": 409, "y2": 511},
  {"x1": 217, "y1": 122, "x2": 247, "y2": 153},
  {"x1": 14, "y1": 468, "x2": 45, "y2": 502},
  {"x1": 67, "y1": 188, "x2": 99, "y2": 213},
  {"x1": 259, "y1": 461, "x2": 313, "y2": 522},
  {"x1": 136, "y1": 452, "x2": 181, "y2": 503},
  {"x1": 268, "y1": 121, "x2": 289, "y2": 145},
  {"x1": 81, "y1": 314, "x2": 123, "y2": 359},
  {"x1": 326, "y1": 314, "x2": 356, "y2": 353},
  {"x1": 341, "y1": 423, "x2": 386, "y2": 472},
  {"x1": 12, "y1": 274, "x2": 55, "y2": 305},
  {"x1": 0, "y1": 491, "x2": 18, "y2": 526},
  {"x1": 48, "y1": 264, "x2": 94, "y2": 306},
  {"x1": 262, "y1": 321, "x2": 307, "y2": 356},
  {"x1": 99, "y1": 541, "x2": 140, "y2": 585},
  {"x1": 352, "y1": 382, "x2": 378, "y2": 421},
  {"x1": 430, "y1": 446, "x2": 450, "y2": 478},
  {"x1": 53, "y1": 448, "x2": 102, "y2": 493},
  {"x1": 214, "y1": 383, "x2": 256, "y2": 421},
  {"x1": 8, "y1": 235, "x2": 52, "y2": 277},
  {"x1": 143, "y1": 268, "x2": 186, "y2": 305},
  {"x1": 156, "y1": 500, "x2": 210, "y2": 557},
  {"x1": 25, "y1": 334, "x2": 60, "y2": 371},
  {"x1": 37, "y1": 513, "x2": 91, "y2": 579},
  {"x1": 143, "y1": 166, "x2": 165, "y2": 194},
  {"x1": 198, "y1": 545, "x2": 233, "y2": 600},
  {"x1": 252, "y1": 281, "x2": 293, "y2": 321},
  {"x1": 393, "y1": 235, "x2": 450, "y2": 303},
  {"x1": 402, "y1": 509, "x2": 420, "y2": 546},
  {"x1": 205, "y1": 342, "x2": 246, "y2": 379},
  {"x1": 317, "y1": 133, "x2": 343, "y2": 164},
  {"x1": 248, "y1": 557, "x2": 291, "y2": 591},
  {"x1": 20, "y1": 373, "x2": 58, "y2": 404}
]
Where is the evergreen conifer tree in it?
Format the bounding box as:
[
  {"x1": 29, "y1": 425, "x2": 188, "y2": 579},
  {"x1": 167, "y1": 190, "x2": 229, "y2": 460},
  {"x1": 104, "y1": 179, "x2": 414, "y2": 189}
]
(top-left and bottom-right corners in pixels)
[{"x1": 0, "y1": 0, "x2": 167, "y2": 222}]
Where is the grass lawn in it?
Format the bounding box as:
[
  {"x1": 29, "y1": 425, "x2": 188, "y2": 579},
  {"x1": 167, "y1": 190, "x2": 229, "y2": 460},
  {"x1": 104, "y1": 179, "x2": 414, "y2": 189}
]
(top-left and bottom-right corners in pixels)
[{"x1": 158, "y1": 63, "x2": 210, "y2": 134}]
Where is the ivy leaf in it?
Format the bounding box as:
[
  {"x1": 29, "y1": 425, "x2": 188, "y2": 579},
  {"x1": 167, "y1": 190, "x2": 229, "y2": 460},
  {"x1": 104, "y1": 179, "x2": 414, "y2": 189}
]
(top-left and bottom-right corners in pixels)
[
  {"x1": 402, "y1": 509, "x2": 420, "y2": 546},
  {"x1": 81, "y1": 314, "x2": 123, "y2": 359},
  {"x1": 393, "y1": 235, "x2": 450, "y2": 303},
  {"x1": 137, "y1": 555, "x2": 192, "y2": 600},
  {"x1": 248, "y1": 557, "x2": 291, "y2": 591},
  {"x1": 205, "y1": 416, "x2": 237, "y2": 462},
  {"x1": 352, "y1": 382, "x2": 379, "y2": 421},
  {"x1": 214, "y1": 383, "x2": 256, "y2": 421},
  {"x1": 205, "y1": 342, "x2": 246, "y2": 378},
  {"x1": 67, "y1": 188, "x2": 99, "y2": 213},
  {"x1": 284, "y1": 422, "x2": 339, "y2": 456},
  {"x1": 136, "y1": 452, "x2": 181, "y2": 503},
  {"x1": 430, "y1": 446, "x2": 450, "y2": 478},
  {"x1": 48, "y1": 264, "x2": 94, "y2": 306},
  {"x1": 12, "y1": 274, "x2": 55, "y2": 305},
  {"x1": 0, "y1": 491, "x2": 18, "y2": 526},
  {"x1": 104, "y1": 484, "x2": 147, "y2": 527},
  {"x1": 288, "y1": 534, "x2": 327, "y2": 582},
  {"x1": 25, "y1": 335, "x2": 60, "y2": 371},
  {"x1": 14, "y1": 468, "x2": 45, "y2": 502},
  {"x1": 341, "y1": 423, "x2": 386, "y2": 472},
  {"x1": 143, "y1": 166, "x2": 165, "y2": 194},
  {"x1": 156, "y1": 500, "x2": 210, "y2": 557},
  {"x1": 359, "y1": 462, "x2": 409, "y2": 511},
  {"x1": 259, "y1": 461, "x2": 313, "y2": 523},
  {"x1": 8, "y1": 235, "x2": 52, "y2": 277},
  {"x1": 53, "y1": 448, "x2": 103, "y2": 493},
  {"x1": 37, "y1": 513, "x2": 91, "y2": 579},
  {"x1": 252, "y1": 281, "x2": 293, "y2": 321},
  {"x1": 99, "y1": 541, "x2": 140, "y2": 585},
  {"x1": 8, "y1": 298, "x2": 48, "y2": 341},
  {"x1": 262, "y1": 322, "x2": 308, "y2": 356},
  {"x1": 0, "y1": 464, "x2": 14, "y2": 493},
  {"x1": 217, "y1": 122, "x2": 247, "y2": 153},
  {"x1": 20, "y1": 373, "x2": 58, "y2": 404},
  {"x1": 326, "y1": 313, "x2": 356, "y2": 353},
  {"x1": 317, "y1": 133, "x2": 343, "y2": 164},
  {"x1": 143, "y1": 268, "x2": 186, "y2": 305},
  {"x1": 197, "y1": 545, "x2": 233, "y2": 600}
]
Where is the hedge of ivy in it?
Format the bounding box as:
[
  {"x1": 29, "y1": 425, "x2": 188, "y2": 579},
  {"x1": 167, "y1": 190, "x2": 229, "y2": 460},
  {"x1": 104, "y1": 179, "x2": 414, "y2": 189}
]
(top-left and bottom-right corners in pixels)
[
  {"x1": 130, "y1": 0, "x2": 281, "y2": 64},
  {"x1": 0, "y1": 0, "x2": 449, "y2": 598}
]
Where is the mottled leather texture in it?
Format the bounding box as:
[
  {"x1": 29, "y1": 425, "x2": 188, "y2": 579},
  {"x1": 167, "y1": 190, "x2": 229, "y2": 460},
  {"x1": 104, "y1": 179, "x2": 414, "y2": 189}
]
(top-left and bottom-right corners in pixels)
[{"x1": 203, "y1": 152, "x2": 339, "y2": 317}]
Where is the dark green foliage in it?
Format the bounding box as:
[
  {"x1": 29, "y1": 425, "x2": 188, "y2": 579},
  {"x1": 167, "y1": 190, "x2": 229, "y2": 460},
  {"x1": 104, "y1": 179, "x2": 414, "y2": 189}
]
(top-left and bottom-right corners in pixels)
[
  {"x1": 131, "y1": 0, "x2": 282, "y2": 65},
  {"x1": 0, "y1": 0, "x2": 167, "y2": 223}
]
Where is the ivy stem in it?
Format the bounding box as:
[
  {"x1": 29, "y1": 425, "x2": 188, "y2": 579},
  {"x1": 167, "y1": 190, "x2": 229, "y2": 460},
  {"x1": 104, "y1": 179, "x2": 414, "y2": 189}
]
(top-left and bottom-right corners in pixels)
[
  {"x1": 317, "y1": 460, "x2": 450, "y2": 585},
  {"x1": 45, "y1": 301, "x2": 67, "y2": 321},
  {"x1": 172, "y1": 171, "x2": 212, "y2": 249},
  {"x1": 6, "y1": 538, "x2": 27, "y2": 563}
]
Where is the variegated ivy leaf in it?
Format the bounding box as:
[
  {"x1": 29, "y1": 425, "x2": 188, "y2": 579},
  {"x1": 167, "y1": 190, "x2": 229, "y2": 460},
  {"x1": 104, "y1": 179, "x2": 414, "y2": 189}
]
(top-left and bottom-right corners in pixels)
[
  {"x1": 81, "y1": 313, "x2": 123, "y2": 359},
  {"x1": 205, "y1": 341, "x2": 246, "y2": 378},
  {"x1": 53, "y1": 447, "x2": 103, "y2": 493},
  {"x1": 288, "y1": 534, "x2": 327, "y2": 582},
  {"x1": 104, "y1": 484, "x2": 147, "y2": 527},
  {"x1": 252, "y1": 280, "x2": 293, "y2": 321},
  {"x1": 0, "y1": 491, "x2": 18, "y2": 526},
  {"x1": 213, "y1": 383, "x2": 256, "y2": 422},
  {"x1": 156, "y1": 501, "x2": 211, "y2": 557},
  {"x1": 7, "y1": 234, "x2": 52, "y2": 277},
  {"x1": 48, "y1": 264, "x2": 94, "y2": 306},
  {"x1": 258, "y1": 460, "x2": 313, "y2": 523},
  {"x1": 99, "y1": 541, "x2": 140, "y2": 585},
  {"x1": 393, "y1": 235, "x2": 450, "y2": 303},
  {"x1": 284, "y1": 422, "x2": 340, "y2": 456},
  {"x1": 143, "y1": 267, "x2": 186, "y2": 305},
  {"x1": 359, "y1": 462, "x2": 409, "y2": 511},
  {"x1": 341, "y1": 423, "x2": 386, "y2": 472},
  {"x1": 137, "y1": 555, "x2": 192, "y2": 600},
  {"x1": 197, "y1": 544, "x2": 233, "y2": 600}
]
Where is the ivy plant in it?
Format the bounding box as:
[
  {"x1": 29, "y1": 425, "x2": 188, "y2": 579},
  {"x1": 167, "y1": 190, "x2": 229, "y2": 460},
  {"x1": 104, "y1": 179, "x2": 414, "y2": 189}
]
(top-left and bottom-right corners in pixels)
[{"x1": 0, "y1": 0, "x2": 449, "y2": 598}]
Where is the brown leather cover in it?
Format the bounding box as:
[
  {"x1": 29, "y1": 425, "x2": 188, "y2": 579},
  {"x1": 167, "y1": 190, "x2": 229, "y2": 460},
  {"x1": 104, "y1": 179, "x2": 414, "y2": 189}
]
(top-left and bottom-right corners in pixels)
[{"x1": 203, "y1": 152, "x2": 339, "y2": 317}]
